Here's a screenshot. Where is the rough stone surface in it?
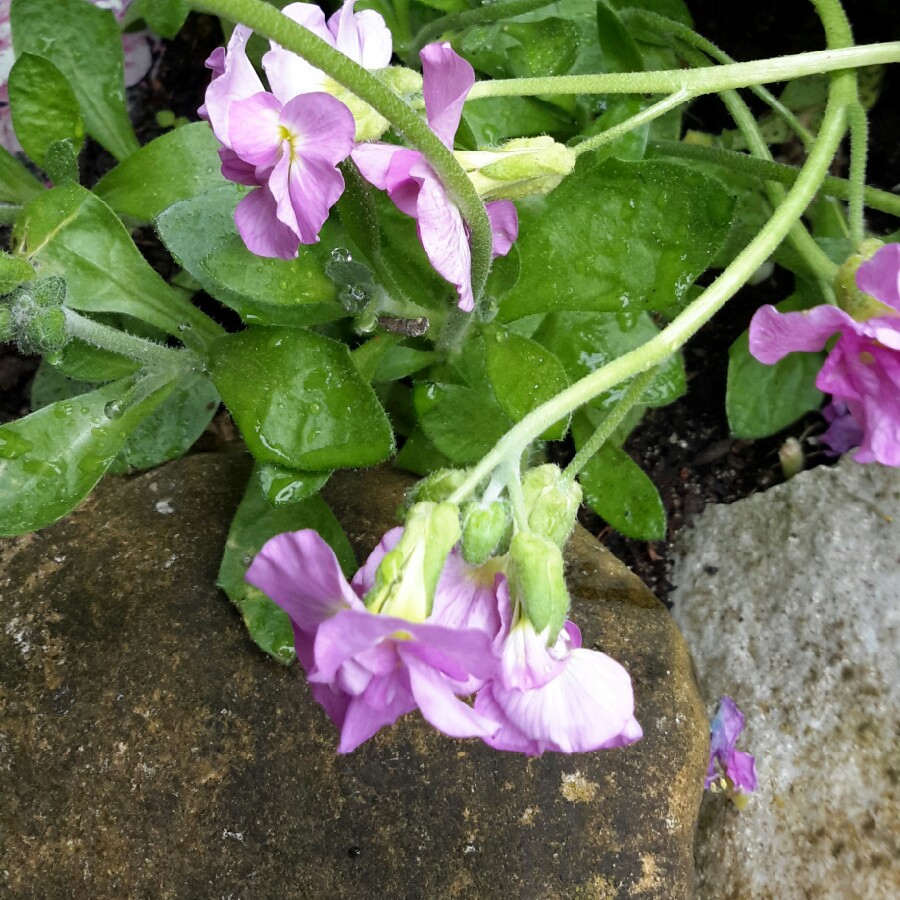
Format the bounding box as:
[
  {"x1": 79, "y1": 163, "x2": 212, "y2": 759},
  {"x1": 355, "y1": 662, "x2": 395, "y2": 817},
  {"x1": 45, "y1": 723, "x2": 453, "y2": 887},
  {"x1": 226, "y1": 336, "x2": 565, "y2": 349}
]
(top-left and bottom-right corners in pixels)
[
  {"x1": 670, "y1": 457, "x2": 900, "y2": 900},
  {"x1": 1, "y1": 453, "x2": 706, "y2": 898}
]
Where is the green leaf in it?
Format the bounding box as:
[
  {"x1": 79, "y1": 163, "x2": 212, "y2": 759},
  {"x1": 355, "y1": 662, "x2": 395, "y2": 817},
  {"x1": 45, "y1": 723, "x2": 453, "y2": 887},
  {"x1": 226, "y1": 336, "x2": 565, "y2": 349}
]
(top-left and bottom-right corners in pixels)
[
  {"x1": 498, "y1": 158, "x2": 734, "y2": 320},
  {"x1": 155, "y1": 186, "x2": 345, "y2": 326},
  {"x1": 7, "y1": 54, "x2": 84, "y2": 169},
  {"x1": 0, "y1": 377, "x2": 173, "y2": 536},
  {"x1": 573, "y1": 415, "x2": 666, "y2": 540},
  {"x1": 0, "y1": 251, "x2": 35, "y2": 294},
  {"x1": 10, "y1": 0, "x2": 139, "y2": 161},
  {"x1": 394, "y1": 426, "x2": 452, "y2": 476},
  {"x1": 29, "y1": 361, "x2": 94, "y2": 411},
  {"x1": 484, "y1": 327, "x2": 569, "y2": 439},
  {"x1": 533, "y1": 310, "x2": 686, "y2": 411},
  {"x1": 257, "y1": 463, "x2": 331, "y2": 507},
  {"x1": 48, "y1": 339, "x2": 140, "y2": 382},
  {"x1": 0, "y1": 144, "x2": 43, "y2": 204},
  {"x1": 14, "y1": 184, "x2": 219, "y2": 348},
  {"x1": 218, "y1": 467, "x2": 356, "y2": 663},
  {"x1": 597, "y1": 2, "x2": 644, "y2": 72},
  {"x1": 417, "y1": 383, "x2": 512, "y2": 464},
  {"x1": 94, "y1": 123, "x2": 227, "y2": 221},
  {"x1": 44, "y1": 140, "x2": 80, "y2": 186},
  {"x1": 463, "y1": 96, "x2": 576, "y2": 145},
  {"x1": 726, "y1": 292, "x2": 825, "y2": 439},
  {"x1": 209, "y1": 326, "x2": 395, "y2": 470},
  {"x1": 108, "y1": 372, "x2": 220, "y2": 473},
  {"x1": 134, "y1": 0, "x2": 189, "y2": 38},
  {"x1": 506, "y1": 19, "x2": 581, "y2": 78},
  {"x1": 372, "y1": 344, "x2": 441, "y2": 383}
]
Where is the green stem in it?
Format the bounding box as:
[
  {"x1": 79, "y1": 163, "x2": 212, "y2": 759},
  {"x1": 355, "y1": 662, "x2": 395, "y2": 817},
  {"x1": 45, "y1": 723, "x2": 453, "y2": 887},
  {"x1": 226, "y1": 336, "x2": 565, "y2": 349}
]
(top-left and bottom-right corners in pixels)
[
  {"x1": 64, "y1": 308, "x2": 197, "y2": 369},
  {"x1": 646, "y1": 141, "x2": 900, "y2": 219},
  {"x1": 847, "y1": 101, "x2": 869, "y2": 244},
  {"x1": 562, "y1": 368, "x2": 657, "y2": 484},
  {"x1": 408, "y1": 0, "x2": 558, "y2": 57},
  {"x1": 466, "y1": 43, "x2": 900, "y2": 99},
  {"x1": 573, "y1": 90, "x2": 690, "y2": 157},
  {"x1": 192, "y1": 0, "x2": 494, "y2": 304},
  {"x1": 623, "y1": 8, "x2": 814, "y2": 148},
  {"x1": 450, "y1": 71, "x2": 854, "y2": 505}
]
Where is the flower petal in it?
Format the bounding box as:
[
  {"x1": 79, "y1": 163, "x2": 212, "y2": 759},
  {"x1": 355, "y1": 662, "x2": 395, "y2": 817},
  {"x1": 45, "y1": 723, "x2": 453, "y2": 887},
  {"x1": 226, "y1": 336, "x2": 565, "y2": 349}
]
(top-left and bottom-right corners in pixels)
[
  {"x1": 856, "y1": 243, "x2": 900, "y2": 313},
  {"x1": 338, "y1": 687, "x2": 416, "y2": 753},
  {"x1": 748, "y1": 304, "x2": 854, "y2": 364},
  {"x1": 351, "y1": 142, "x2": 408, "y2": 191},
  {"x1": 431, "y1": 553, "x2": 505, "y2": 639},
  {"x1": 279, "y1": 92, "x2": 356, "y2": 166},
  {"x1": 286, "y1": 151, "x2": 348, "y2": 243},
  {"x1": 414, "y1": 167, "x2": 474, "y2": 311},
  {"x1": 263, "y1": 2, "x2": 333, "y2": 101},
  {"x1": 233, "y1": 185, "x2": 301, "y2": 259},
  {"x1": 229, "y1": 92, "x2": 284, "y2": 167},
  {"x1": 202, "y1": 24, "x2": 264, "y2": 148},
  {"x1": 420, "y1": 42, "x2": 474, "y2": 148},
  {"x1": 486, "y1": 200, "x2": 519, "y2": 258},
  {"x1": 351, "y1": 526, "x2": 404, "y2": 597},
  {"x1": 329, "y1": 0, "x2": 393, "y2": 69},
  {"x1": 245, "y1": 530, "x2": 362, "y2": 631}
]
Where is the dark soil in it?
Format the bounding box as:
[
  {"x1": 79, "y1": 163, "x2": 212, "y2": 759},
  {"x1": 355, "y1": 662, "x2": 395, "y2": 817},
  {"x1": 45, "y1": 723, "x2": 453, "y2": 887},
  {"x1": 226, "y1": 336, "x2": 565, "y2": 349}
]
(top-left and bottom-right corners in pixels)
[{"x1": 2, "y1": 2, "x2": 898, "y2": 603}]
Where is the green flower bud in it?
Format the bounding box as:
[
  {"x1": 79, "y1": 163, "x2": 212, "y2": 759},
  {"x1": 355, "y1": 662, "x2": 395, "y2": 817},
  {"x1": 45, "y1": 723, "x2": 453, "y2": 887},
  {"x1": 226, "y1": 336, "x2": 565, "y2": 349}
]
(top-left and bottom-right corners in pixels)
[
  {"x1": 408, "y1": 468, "x2": 469, "y2": 505},
  {"x1": 508, "y1": 531, "x2": 569, "y2": 639},
  {"x1": 322, "y1": 75, "x2": 390, "y2": 142},
  {"x1": 365, "y1": 501, "x2": 461, "y2": 621},
  {"x1": 835, "y1": 239, "x2": 893, "y2": 321},
  {"x1": 455, "y1": 136, "x2": 576, "y2": 201},
  {"x1": 19, "y1": 307, "x2": 69, "y2": 355},
  {"x1": 376, "y1": 66, "x2": 423, "y2": 101},
  {"x1": 521, "y1": 464, "x2": 582, "y2": 548},
  {"x1": 32, "y1": 274, "x2": 67, "y2": 309},
  {"x1": 461, "y1": 499, "x2": 510, "y2": 565}
]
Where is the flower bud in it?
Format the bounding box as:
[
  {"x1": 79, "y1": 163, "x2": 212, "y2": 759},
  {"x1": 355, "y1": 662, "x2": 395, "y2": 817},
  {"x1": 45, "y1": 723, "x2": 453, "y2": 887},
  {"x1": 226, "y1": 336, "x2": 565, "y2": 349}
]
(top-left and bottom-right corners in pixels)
[
  {"x1": 408, "y1": 468, "x2": 469, "y2": 505},
  {"x1": 365, "y1": 501, "x2": 461, "y2": 621},
  {"x1": 19, "y1": 307, "x2": 69, "y2": 355},
  {"x1": 521, "y1": 464, "x2": 582, "y2": 548},
  {"x1": 322, "y1": 75, "x2": 392, "y2": 142},
  {"x1": 835, "y1": 239, "x2": 893, "y2": 321},
  {"x1": 455, "y1": 136, "x2": 576, "y2": 201},
  {"x1": 0, "y1": 305, "x2": 13, "y2": 343},
  {"x1": 460, "y1": 499, "x2": 510, "y2": 565},
  {"x1": 508, "y1": 531, "x2": 569, "y2": 639}
]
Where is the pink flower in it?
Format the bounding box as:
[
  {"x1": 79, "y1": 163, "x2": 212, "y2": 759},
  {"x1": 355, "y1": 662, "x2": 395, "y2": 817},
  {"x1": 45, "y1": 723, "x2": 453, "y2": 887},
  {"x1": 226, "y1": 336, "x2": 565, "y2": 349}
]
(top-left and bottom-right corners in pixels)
[
  {"x1": 706, "y1": 695, "x2": 757, "y2": 795},
  {"x1": 473, "y1": 581, "x2": 642, "y2": 756},
  {"x1": 353, "y1": 43, "x2": 518, "y2": 312},
  {"x1": 0, "y1": 0, "x2": 157, "y2": 155},
  {"x1": 245, "y1": 528, "x2": 503, "y2": 753},
  {"x1": 262, "y1": 0, "x2": 392, "y2": 98},
  {"x1": 749, "y1": 243, "x2": 900, "y2": 465}
]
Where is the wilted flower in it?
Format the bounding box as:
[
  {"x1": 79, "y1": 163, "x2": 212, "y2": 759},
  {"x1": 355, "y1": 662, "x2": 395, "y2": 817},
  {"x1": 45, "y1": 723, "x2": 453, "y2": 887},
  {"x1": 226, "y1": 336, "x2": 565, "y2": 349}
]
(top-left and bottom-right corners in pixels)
[
  {"x1": 706, "y1": 695, "x2": 757, "y2": 800},
  {"x1": 749, "y1": 243, "x2": 900, "y2": 465},
  {"x1": 353, "y1": 42, "x2": 518, "y2": 312},
  {"x1": 0, "y1": 0, "x2": 157, "y2": 154}
]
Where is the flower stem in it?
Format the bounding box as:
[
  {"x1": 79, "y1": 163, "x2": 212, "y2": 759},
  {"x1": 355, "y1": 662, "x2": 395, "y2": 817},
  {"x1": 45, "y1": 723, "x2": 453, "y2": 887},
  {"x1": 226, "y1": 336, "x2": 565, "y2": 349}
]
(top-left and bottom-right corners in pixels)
[
  {"x1": 646, "y1": 141, "x2": 900, "y2": 219},
  {"x1": 451, "y1": 70, "x2": 856, "y2": 504},
  {"x1": 64, "y1": 308, "x2": 198, "y2": 369},
  {"x1": 573, "y1": 90, "x2": 690, "y2": 158},
  {"x1": 561, "y1": 368, "x2": 657, "y2": 484},
  {"x1": 191, "y1": 0, "x2": 494, "y2": 303},
  {"x1": 466, "y1": 43, "x2": 900, "y2": 99},
  {"x1": 847, "y1": 101, "x2": 869, "y2": 245}
]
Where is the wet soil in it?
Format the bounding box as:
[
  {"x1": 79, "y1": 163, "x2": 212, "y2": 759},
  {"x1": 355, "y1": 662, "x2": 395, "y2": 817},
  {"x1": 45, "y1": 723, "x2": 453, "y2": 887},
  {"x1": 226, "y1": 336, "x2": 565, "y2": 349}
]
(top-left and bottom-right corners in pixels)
[{"x1": 2, "y1": 2, "x2": 898, "y2": 603}]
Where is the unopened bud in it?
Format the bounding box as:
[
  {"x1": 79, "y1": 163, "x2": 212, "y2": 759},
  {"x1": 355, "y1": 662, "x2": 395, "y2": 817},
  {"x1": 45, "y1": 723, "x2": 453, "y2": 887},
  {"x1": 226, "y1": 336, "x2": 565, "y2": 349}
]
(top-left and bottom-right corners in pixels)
[
  {"x1": 455, "y1": 136, "x2": 576, "y2": 201},
  {"x1": 835, "y1": 239, "x2": 892, "y2": 321},
  {"x1": 323, "y1": 76, "x2": 390, "y2": 142},
  {"x1": 408, "y1": 468, "x2": 469, "y2": 505},
  {"x1": 32, "y1": 274, "x2": 67, "y2": 309},
  {"x1": 19, "y1": 307, "x2": 69, "y2": 354},
  {"x1": 521, "y1": 464, "x2": 582, "y2": 548},
  {"x1": 461, "y1": 499, "x2": 510, "y2": 565},
  {"x1": 508, "y1": 531, "x2": 569, "y2": 639},
  {"x1": 0, "y1": 305, "x2": 13, "y2": 342},
  {"x1": 376, "y1": 66, "x2": 423, "y2": 101},
  {"x1": 366, "y1": 501, "x2": 461, "y2": 621}
]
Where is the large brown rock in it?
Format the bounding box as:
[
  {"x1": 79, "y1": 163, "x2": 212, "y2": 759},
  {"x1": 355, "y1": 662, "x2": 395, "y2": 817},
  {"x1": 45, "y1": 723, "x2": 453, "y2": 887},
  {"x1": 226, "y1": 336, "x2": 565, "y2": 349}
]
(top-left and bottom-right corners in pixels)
[{"x1": 0, "y1": 454, "x2": 706, "y2": 898}]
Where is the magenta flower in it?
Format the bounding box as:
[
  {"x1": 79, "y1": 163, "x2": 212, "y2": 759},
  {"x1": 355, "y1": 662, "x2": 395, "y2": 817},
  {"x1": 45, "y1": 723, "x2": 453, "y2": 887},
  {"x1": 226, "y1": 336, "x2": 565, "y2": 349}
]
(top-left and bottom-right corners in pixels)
[
  {"x1": 706, "y1": 695, "x2": 757, "y2": 795},
  {"x1": 473, "y1": 581, "x2": 642, "y2": 756},
  {"x1": 246, "y1": 528, "x2": 503, "y2": 753},
  {"x1": 749, "y1": 243, "x2": 900, "y2": 465},
  {"x1": 0, "y1": 0, "x2": 157, "y2": 154},
  {"x1": 353, "y1": 42, "x2": 518, "y2": 312}
]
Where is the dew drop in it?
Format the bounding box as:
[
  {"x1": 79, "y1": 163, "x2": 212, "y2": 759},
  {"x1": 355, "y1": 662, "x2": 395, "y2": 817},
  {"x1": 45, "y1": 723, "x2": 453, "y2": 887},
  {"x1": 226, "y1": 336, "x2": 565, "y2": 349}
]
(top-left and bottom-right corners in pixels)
[
  {"x1": 0, "y1": 431, "x2": 34, "y2": 460},
  {"x1": 308, "y1": 400, "x2": 323, "y2": 415},
  {"x1": 104, "y1": 400, "x2": 125, "y2": 419},
  {"x1": 331, "y1": 247, "x2": 352, "y2": 263},
  {"x1": 177, "y1": 322, "x2": 192, "y2": 333}
]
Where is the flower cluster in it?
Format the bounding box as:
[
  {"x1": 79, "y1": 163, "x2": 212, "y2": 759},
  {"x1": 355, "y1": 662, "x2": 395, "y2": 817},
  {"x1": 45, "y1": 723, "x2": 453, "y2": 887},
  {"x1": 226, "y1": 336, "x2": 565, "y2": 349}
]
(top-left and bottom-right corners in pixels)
[
  {"x1": 705, "y1": 696, "x2": 757, "y2": 805},
  {"x1": 201, "y1": 1, "x2": 518, "y2": 310},
  {"x1": 749, "y1": 242, "x2": 900, "y2": 465},
  {"x1": 0, "y1": 0, "x2": 157, "y2": 154},
  {"x1": 246, "y1": 505, "x2": 641, "y2": 756}
]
